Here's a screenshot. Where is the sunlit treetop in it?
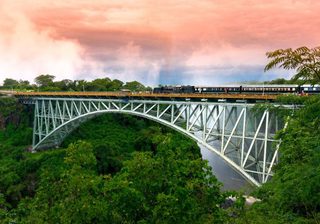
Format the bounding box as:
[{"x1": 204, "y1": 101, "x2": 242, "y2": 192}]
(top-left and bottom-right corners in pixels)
[{"x1": 264, "y1": 46, "x2": 320, "y2": 84}]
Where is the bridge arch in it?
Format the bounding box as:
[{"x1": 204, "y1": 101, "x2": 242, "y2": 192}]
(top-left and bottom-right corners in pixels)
[{"x1": 32, "y1": 97, "x2": 284, "y2": 186}]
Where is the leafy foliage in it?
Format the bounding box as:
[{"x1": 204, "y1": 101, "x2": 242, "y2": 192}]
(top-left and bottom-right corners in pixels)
[
  {"x1": 275, "y1": 94, "x2": 308, "y2": 105},
  {"x1": 0, "y1": 103, "x2": 229, "y2": 223},
  {"x1": 265, "y1": 46, "x2": 320, "y2": 83},
  {"x1": 34, "y1": 74, "x2": 55, "y2": 88}
]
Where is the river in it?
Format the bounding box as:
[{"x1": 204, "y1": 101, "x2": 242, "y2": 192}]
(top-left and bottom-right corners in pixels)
[{"x1": 199, "y1": 143, "x2": 252, "y2": 191}]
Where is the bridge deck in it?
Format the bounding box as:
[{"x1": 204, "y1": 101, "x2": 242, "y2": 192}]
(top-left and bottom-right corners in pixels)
[{"x1": 13, "y1": 91, "x2": 277, "y2": 101}]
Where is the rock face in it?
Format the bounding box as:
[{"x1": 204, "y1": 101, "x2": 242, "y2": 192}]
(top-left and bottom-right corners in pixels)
[{"x1": 221, "y1": 196, "x2": 262, "y2": 209}]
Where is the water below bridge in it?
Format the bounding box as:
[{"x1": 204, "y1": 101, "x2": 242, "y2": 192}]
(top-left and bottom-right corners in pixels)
[{"x1": 199, "y1": 143, "x2": 251, "y2": 191}]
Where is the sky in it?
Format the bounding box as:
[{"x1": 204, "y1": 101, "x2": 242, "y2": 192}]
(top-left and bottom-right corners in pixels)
[{"x1": 0, "y1": 0, "x2": 319, "y2": 86}]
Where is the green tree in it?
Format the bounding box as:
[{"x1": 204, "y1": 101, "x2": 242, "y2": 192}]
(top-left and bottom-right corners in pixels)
[
  {"x1": 18, "y1": 79, "x2": 31, "y2": 90},
  {"x1": 123, "y1": 81, "x2": 146, "y2": 91},
  {"x1": 264, "y1": 46, "x2": 320, "y2": 83},
  {"x1": 0, "y1": 193, "x2": 10, "y2": 221},
  {"x1": 34, "y1": 74, "x2": 55, "y2": 88},
  {"x1": 53, "y1": 79, "x2": 73, "y2": 91},
  {"x1": 108, "y1": 79, "x2": 124, "y2": 91},
  {"x1": 85, "y1": 78, "x2": 111, "y2": 91},
  {"x1": 2, "y1": 78, "x2": 19, "y2": 89},
  {"x1": 73, "y1": 79, "x2": 87, "y2": 91},
  {"x1": 106, "y1": 134, "x2": 227, "y2": 223},
  {"x1": 17, "y1": 141, "x2": 108, "y2": 224}
]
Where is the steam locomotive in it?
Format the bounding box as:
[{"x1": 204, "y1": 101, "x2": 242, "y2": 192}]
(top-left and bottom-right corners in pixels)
[{"x1": 153, "y1": 84, "x2": 320, "y2": 94}]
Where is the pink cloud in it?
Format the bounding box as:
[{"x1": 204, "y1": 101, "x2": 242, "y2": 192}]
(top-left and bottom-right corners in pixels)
[{"x1": 0, "y1": 0, "x2": 319, "y2": 85}]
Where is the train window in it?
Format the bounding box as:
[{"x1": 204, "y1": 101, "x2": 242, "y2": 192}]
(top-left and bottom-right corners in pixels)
[{"x1": 313, "y1": 87, "x2": 317, "y2": 91}]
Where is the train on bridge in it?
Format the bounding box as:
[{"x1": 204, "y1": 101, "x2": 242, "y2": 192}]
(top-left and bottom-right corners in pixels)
[
  {"x1": 6, "y1": 83, "x2": 320, "y2": 103},
  {"x1": 153, "y1": 84, "x2": 320, "y2": 95}
]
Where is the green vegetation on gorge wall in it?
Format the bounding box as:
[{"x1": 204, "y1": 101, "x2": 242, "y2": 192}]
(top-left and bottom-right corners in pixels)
[
  {"x1": 233, "y1": 96, "x2": 320, "y2": 224},
  {"x1": 0, "y1": 97, "x2": 230, "y2": 223}
]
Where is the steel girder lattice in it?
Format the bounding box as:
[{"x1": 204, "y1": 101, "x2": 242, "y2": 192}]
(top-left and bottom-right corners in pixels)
[{"x1": 32, "y1": 97, "x2": 285, "y2": 186}]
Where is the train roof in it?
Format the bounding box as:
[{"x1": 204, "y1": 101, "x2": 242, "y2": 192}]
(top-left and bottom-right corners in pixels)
[
  {"x1": 241, "y1": 84, "x2": 298, "y2": 88},
  {"x1": 195, "y1": 84, "x2": 299, "y2": 88},
  {"x1": 301, "y1": 84, "x2": 320, "y2": 87},
  {"x1": 195, "y1": 85, "x2": 240, "y2": 88}
]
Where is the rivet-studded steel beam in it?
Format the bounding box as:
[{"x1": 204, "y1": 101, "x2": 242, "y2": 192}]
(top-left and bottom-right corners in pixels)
[{"x1": 25, "y1": 97, "x2": 287, "y2": 186}]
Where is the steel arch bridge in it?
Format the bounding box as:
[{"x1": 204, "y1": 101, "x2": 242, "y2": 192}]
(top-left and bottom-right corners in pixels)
[{"x1": 18, "y1": 96, "x2": 288, "y2": 186}]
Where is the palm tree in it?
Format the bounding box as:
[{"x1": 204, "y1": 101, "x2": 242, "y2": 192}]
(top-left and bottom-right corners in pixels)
[{"x1": 264, "y1": 46, "x2": 320, "y2": 84}]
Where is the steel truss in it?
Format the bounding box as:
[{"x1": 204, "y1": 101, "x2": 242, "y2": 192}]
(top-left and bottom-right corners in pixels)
[{"x1": 31, "y1": 97, "x2": 285, "y2": 186}]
